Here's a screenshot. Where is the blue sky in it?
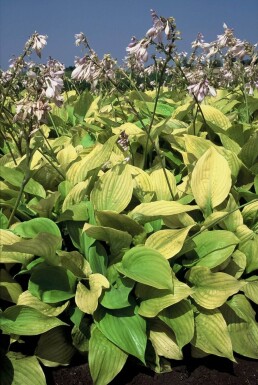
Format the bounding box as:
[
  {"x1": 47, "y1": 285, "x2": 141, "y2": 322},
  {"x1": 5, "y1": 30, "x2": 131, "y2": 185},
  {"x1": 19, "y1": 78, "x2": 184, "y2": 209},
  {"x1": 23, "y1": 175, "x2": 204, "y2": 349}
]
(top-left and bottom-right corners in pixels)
[{"x1": 0, "y1": 0, "x2": 258, "y2": 69}]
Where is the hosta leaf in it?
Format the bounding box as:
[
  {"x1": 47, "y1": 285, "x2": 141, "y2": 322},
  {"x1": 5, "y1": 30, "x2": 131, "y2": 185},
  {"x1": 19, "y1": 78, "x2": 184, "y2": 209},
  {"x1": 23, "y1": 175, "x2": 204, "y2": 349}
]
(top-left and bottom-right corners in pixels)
[
  {"x1": 17, "y1": 291, "x2": 69, "y2": 317},
  {"x1": 239, "y1": 234, "x2": 258, "y2": 273},
  {"x1": 0, "y1": 230, "x2": 34, "y2": 264},
  {"x1": 201, "y1": 104, "x2": 231, "y2": 131},
  {"x1": 192, "y1": 307, "x2": 235, "y2": 361},
  {"x1": 149, "y1": 318, "x2": 183, "y2": 360},
  {"x1": 62, "y1": 181, "x2": 91, "y2": 211},
  {"x1": 94, "y1": 306, "x2": 147, "y2": 363},
  {"x1": 241, "y1": 276, "x2": 258, "y2": 304},
  {"x1": 149, "y1": 168, "x2": 177, "y2": 201},
  {"x1": 1, "y1": 353, "x2": 46, "y2": 385},
  {"x1": 58, "y1": 250, "x2": 92, "y2": 278},
  {"x1": 83, "y1": 223, "x2": 132, "y2": 257},
  {"x1": 89, "y1": 326, "x2": 128, "y2": 385},
  {"x1": 35, "y1": 327, "x2": 75, "y2": 367},
  {"x1": 159, "y1": 300, "x2": 194, "y2": 349},
  {"x1": 242, "y1": 200, "x2": 258, "y2": 229},
  {"x1": 185, "y1": 230, "x2": 239, "y2": 268},
  {"x1": 96, "y1": 210, "x2": 145, "y2": 237},
  {"x1": 191, "y1": 147, "x2": 232, "y2": 216},
  {"x1": 75, "y1": 275, "x2": 110, "y2": 314},
  {"x1": 129, "y1": 201, "x2": 198, "y2": 223},
  {"x1": 137, "y1": 279, "x2": 193, "y2": 317},
  {"x1": 128, "y1": 165, "x2": 154, "y2": 203},
  {"x1": 222, "y1": 250, "x2": 246, "y2": 279},
  {"x1": 221, "y1": 295, "x2": 258, "y2": 358},
  {"x1": 2, "y1": 233, "x2": 61, "y2": 264},
  {"x1": 187, "y1": 266, "x2": 242, "y2": 309},
  {"x1": 0, "y1": 166, "x2": 46, "y2": 198},
  {"x1": 145, "y1": 226, "x2": 193, "y2": 259},
  {"x1": 13, "y1": 217, "x2": 61, "y2": 240},
  {"x1": 29, "y1": 266, "x2": 77, "y2": 303},
  {"x1": 0, "y1": 305, "x2": 67, "y2": 335},
  {"x1": 116, "y1": 246, "x2": 173, "y2": 290},
  {"x1": 100, "y1": 277, "x2": 134, "y2": 309},
  {"x1": 66, "y1": 136, "x2": 117, "y2": 184},
  {"x1": 91, "y1": 163, "x2": 133, "y2": 213},
  {"x1": 56, "y1": 144, "x2": 78, "y2": 170},
  {"x1": 0, "y1": 269, "x2": 22, "y2": 303}
]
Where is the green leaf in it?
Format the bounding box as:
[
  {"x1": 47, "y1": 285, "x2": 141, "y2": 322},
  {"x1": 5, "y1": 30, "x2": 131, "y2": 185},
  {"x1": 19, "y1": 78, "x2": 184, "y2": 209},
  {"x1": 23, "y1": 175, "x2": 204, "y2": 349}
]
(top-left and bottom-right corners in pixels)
[
  {"x1": 2, "y1": 233, "x2": 62, "y2": 264},
  {"x1": 89, "y1": 326, "x2": 128, "y2": 385},
  {"x1": 0, "y1": 305, "x2": 67, "y2": 335},
  {"x1": 0, "y1": 166, "x2": 46, "y2": 198},
  {"x1": 83, "y1": 223, "x2": 132, "y2": 257},
  {"x1": 0, "y1": 229, "x2": 34, "y2": 264},
  {"x1": 100, "y1": 277, "x2": 134, "y2": 309},
  {"x1": 192, "y1": 307, "x2": 235, "y2": 361},
  {"x1": 191, "y1": 147, "x2": 232, "y2": 216},
  {"x1": 116, "y1": 246, "x2": 173, "y2": 290},
  {"x1": 91, "y1": 163, "x2": 133, "y2": 213},
  {"x1": 29, "y1": 266, "x2": 77, "y2": 303},
  {"x1": 73, "y1": 90, "x2": 94, "y2": 121},
  {"x1": 94, "y1": 306, "x2": 147, "y2": 363},
  {"x1": 159, "y1": 300, "x2": 194, "y2": 349},
  {"x1": 0, "y1": 269, "x2": 22, "y2": 303},
  {"x1": 221, "y1": 295, "x2": 258, "y2": 359},
  {"x1": 13, "y1": 218, "x2": 61, "y2": 240},
  {"x1": 35, "y1": 327, "x2": 75, "y2": 367},
  {"x1": 137, "y1": 278, "x2": 193, "y2": 317},
  {"x1": 184, "y1": 230, "x2": 239, "y2": 268},
  {"x1": 187, "y1": 266, "x2": 243, "y2": 309},
  {"x1": 1, "y1": 353, "x2": 47, "y2": 385},
  {"x1": 96, "y1": 210, "x2": 145, "y2": 237}
]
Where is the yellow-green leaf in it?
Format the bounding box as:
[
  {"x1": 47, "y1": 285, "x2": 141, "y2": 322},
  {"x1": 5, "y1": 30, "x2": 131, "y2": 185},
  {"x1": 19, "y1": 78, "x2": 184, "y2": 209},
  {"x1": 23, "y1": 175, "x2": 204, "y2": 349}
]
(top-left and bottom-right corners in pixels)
[
  {"x1": 149, "y1": 318, "x2": 183, "y2": 360},
  {"x1": 187, "y1": 266, "x2": 243, "y2": 309},
  {"x1": 145, "y1": 226, "x2": 193, "y2": 259},
  {"x1": 149, "y1": 168, "x2": 177, "y2": 201},
  {"x1": 137, "y1": 278, "x2": 193, "y2": 317},
  {"x1": 191, "y1": 147, "x2": 232, "y2": 215},
  {"x1": 129, "y1": 201, "x2": 198, "y2": 223},
  {"x1": 192, "y1": 308, "x2": 235, "y2": 361},
  {"x1": 89, "y1": 326, "x2": 127, "y2": 385},
  {"x1": 91, "y1": 163, "x2": 133, "y2": 213}
]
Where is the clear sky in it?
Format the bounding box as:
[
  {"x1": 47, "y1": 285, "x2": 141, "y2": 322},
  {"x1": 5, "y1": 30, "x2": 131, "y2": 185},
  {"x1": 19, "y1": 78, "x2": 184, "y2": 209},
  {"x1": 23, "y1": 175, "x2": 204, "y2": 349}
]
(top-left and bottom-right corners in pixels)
[{"x1": 0, "y1": 0, "x2": 258, "y2": 69}]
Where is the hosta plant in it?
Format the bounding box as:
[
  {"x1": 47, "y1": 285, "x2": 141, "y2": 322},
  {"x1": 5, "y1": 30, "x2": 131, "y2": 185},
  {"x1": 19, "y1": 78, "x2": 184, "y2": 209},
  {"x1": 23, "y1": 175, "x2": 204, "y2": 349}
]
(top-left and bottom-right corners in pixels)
[{"x1": 0, "y1": 9, "x2": 258, "y2": 385}]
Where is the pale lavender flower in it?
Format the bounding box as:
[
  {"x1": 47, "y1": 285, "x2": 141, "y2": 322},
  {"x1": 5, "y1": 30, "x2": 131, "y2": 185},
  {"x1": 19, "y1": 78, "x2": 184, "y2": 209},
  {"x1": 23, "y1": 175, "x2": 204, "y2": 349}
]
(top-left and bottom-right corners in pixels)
[
  {"x1": 228, "y1": 39, "x2": 247, "y2": 59},
  {"x1": 126, "y1": 38, "x2": 149, "y2": 63},
  {"x1": 75, "y1": 32, "x2": 87, "y2": 47},
  {"x1": 217, "y1": 23, "x2": 235, "y2": 48},
  {"x1": 31, "y1": 33, "x2": 48, "y2": 57},
  {"x1": 188, "y1": 79, "x2": 216, "y2": 102},
  {"x1": 148, "y1": 9, "x2": 165, "y2": 42}
]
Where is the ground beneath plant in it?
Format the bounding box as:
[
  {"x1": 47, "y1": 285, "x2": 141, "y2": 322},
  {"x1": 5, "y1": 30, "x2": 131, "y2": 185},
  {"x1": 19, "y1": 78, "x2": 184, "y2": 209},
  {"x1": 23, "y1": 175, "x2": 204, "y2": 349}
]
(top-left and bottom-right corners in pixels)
[{"x1": 45, "y1": 353, "x2": 258, "y2": 385}]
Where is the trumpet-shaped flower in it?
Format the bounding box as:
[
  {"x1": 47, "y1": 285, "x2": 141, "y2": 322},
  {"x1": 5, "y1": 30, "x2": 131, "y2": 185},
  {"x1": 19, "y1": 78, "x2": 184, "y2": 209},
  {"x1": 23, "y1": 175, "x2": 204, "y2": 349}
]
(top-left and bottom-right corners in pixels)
[{"x1": 31, "y1": 33, "x2": 48, "y2": 57}]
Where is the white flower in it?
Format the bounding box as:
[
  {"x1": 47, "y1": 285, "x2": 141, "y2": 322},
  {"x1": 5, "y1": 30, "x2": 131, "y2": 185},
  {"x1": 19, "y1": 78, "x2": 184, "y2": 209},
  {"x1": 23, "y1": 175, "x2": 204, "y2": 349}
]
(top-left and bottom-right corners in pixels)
[
  {"x1": 126, "y1": 38, "x2": 149, "y2": 63},
  {"x1": 75, "y1": 32, "x2": 87, "y2": 47},
  {"x1": 31, "y1": 33, "x2": 47, "y2": 57}
]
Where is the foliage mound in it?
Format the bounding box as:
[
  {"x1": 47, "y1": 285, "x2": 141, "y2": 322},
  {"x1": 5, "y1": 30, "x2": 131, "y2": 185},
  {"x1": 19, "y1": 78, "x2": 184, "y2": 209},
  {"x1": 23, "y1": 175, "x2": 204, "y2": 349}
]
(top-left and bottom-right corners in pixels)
[{"x1": 0, "y1": 9, "x2": 258, "y2": 385}]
